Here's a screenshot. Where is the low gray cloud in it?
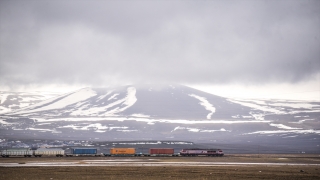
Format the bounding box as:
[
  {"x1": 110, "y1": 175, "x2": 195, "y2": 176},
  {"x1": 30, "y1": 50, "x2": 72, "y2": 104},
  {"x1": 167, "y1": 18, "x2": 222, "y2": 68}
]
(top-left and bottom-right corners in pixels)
[{"x1": 1, "y1": 0, "x2": 319, "y2": 89}]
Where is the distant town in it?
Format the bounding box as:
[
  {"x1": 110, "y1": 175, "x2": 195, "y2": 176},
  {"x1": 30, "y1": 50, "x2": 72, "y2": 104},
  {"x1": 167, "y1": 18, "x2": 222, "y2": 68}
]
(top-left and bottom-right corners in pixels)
[
  {"x1": 0, "y1": 139, "x2": 194, "y2": 150},
  {"x1": 0, "y1": 139, "x2": 95, "y2": 149}
]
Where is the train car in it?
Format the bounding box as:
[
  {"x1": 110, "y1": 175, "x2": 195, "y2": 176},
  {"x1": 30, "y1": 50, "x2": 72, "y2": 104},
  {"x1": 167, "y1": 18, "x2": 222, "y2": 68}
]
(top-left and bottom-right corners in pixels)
[
  {"x1": 180, "y1": 149, "x2": 224, "y2": 157},
  {"x1": 148, "y1": 148, "x2": 177, "y2": 156},
  {"x1": 34, "y1": 148, "x2": 64, "y2": 157},
  {"x1": 1, "y1": 148, "x2": 33, "y2": 157},
  {"x1": 66, "y1": 148, "x2": 99, "y2": 157},
  {"x1": 109, "y1": 148, "x2": 136, "y2": 156}
]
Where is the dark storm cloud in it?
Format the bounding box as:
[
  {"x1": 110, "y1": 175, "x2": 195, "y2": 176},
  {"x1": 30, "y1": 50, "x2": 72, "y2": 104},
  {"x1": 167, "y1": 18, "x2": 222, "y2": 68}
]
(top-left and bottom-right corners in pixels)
[{"x1": 1, "y1": 0, "x2": 319, "y2": 88}]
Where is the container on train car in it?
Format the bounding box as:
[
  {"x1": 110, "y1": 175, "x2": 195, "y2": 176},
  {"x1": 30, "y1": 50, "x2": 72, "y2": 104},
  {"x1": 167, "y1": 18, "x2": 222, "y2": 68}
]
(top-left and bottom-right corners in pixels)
[
  {"x1": 110, "y1": 148, "x2": 136, "y2": 156},
  {"x1": 72, "y1": 148, "x2": 97, "y2": 155},
  {"x1": 149, "y1": 148, "x2": 175, "y2": 156},
  {"x1": 34, "y1": 148, "x2": 64, "y2": 157},
  {"x1": 66, "y1": 148, "x2": 99, "y2": 157},
  {"x1": 1, "y1": 148, "x2": 33, "y2": 157}
]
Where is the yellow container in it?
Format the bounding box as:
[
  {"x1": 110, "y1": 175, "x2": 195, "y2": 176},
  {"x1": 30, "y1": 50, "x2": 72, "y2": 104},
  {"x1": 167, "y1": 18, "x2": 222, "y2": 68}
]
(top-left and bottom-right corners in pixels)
[{"x1": 110, "y1": 148, "x2": 135, "y2": 155}]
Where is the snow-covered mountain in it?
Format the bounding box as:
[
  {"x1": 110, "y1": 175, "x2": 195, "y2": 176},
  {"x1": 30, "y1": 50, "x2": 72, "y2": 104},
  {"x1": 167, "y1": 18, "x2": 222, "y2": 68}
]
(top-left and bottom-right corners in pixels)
[
  {"x1": 0, "y1": 84, "x2": 319, "y2": 152},
  {"x1": 3, "y1": 85, "x2": 255, "y2": 119}
]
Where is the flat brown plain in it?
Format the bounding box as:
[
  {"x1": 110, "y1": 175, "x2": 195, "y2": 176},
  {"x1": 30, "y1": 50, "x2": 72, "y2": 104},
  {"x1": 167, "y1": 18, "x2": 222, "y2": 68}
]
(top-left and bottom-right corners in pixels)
[{"x1": 0, "y1": 154, "x2": 319, "y2": 180}]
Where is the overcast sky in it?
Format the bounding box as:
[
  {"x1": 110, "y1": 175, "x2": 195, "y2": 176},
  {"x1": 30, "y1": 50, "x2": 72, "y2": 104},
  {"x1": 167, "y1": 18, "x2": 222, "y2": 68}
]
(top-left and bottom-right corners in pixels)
[{"x1": 0, "y1": 0, "x2": 319, "y2": 100}]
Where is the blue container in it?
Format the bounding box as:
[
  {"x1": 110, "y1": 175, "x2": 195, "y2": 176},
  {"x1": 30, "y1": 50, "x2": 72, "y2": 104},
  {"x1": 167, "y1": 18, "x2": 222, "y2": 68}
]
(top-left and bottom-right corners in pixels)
[{"x1": 72, "y1": 148, "x2": 97, "y2": 154}]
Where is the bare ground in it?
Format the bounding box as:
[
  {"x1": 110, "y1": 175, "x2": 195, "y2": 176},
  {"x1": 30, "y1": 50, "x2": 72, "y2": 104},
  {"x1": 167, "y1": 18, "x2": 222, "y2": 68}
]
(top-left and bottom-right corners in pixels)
[{"x1": 0, "y1": 154, "x2": 319, "y2": 180}]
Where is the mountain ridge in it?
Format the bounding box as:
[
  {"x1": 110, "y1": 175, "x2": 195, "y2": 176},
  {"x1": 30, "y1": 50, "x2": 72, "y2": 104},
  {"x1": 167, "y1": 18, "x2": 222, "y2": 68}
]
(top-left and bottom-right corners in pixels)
[
  {"x1": 2, "y1": 85, "x2": 253, "y2": 120},
  {"x1": 0, "y1": 84, "x2": 319, "y2": 146}
]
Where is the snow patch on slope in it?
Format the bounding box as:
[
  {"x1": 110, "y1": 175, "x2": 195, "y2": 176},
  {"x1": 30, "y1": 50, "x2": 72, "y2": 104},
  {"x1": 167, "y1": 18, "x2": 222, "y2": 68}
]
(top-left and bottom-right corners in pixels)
[
  {"x1": 0, "y1": 119, "x2": 16, "y2": 125},
  {"x1": 269, "y1": 123, "x2": 302, "y2": 130},
  {"x1": 59, "y1": 123, "x2": 130, "y2": 133},
  {"x1": 172, "y1": 126, "x2": 227, "y2": 133},
  {"x1": 26, "y1": 127, "x2": 61, "y2": 133},
  {"x1": 0, "y1": 91, "x2": 61, "y2": 114},
  {"x1": 269, "y1": 102, "x2": 320, "y2": 109},
  {"x1": 0, "y1": 107, "x2": 10, "y2": 114},
  {"x1": 131, "y1": 114, "x2": 150, "y2": 118},
  {"x1": 9, "y1": 88, "x2": 97, "y2": 115},
  {"x1": 0, "y1": 94, "x2": 9, "y2": 104},
  {"x1": 108, "y1": 94, "x2": 119, "y2": 101},
  {"x1": 246, "y1": 129, "x2": 320, "y2": 135},
  {"x1": 189, "y1": 94, "x2": 215, "y2": 119},
  {"x1": 96, "y1": 91, "x2": 112, "y2": 102},
  {"x1": 33, "y1": 117, "x2": 271, "y2": 124},
  {"x1": 70, "y1": 87, "x2": 137, "y2": 116},
  {"x1": 228, "y1": 99, "x2": 285, "y2": 114},
  {"x1": 289, "y1": 119, "x2": 315, "y2": 124}
]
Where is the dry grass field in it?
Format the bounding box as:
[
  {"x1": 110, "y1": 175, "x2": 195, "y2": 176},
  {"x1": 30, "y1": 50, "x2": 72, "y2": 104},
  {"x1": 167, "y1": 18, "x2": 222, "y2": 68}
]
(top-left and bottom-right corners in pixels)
[
  {"x1": 1, "y1": 166, "x2": 320, "y2": 180},
  {"x1": 0, "y1": 154, "x2": 319, "y2": 180}
]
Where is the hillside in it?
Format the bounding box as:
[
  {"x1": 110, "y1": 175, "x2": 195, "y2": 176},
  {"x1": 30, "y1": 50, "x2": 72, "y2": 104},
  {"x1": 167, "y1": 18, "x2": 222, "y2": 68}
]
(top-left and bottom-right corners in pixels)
[{"x1": 0, "y1": 84, "x2": 319, "y2": 152}]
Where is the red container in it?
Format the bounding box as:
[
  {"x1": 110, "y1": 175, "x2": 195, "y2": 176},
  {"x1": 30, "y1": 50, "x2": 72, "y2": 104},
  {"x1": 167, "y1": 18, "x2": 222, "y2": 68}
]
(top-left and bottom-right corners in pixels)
[{"x1": 149, "y1": 148, "x2": 174, "y2": 155}]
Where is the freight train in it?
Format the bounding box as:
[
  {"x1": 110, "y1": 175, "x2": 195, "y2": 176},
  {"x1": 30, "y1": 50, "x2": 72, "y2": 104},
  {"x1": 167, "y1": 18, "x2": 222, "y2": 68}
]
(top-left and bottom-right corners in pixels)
[{"x1": 1, "y1": 148, "x2": 224, "y2": 157}]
